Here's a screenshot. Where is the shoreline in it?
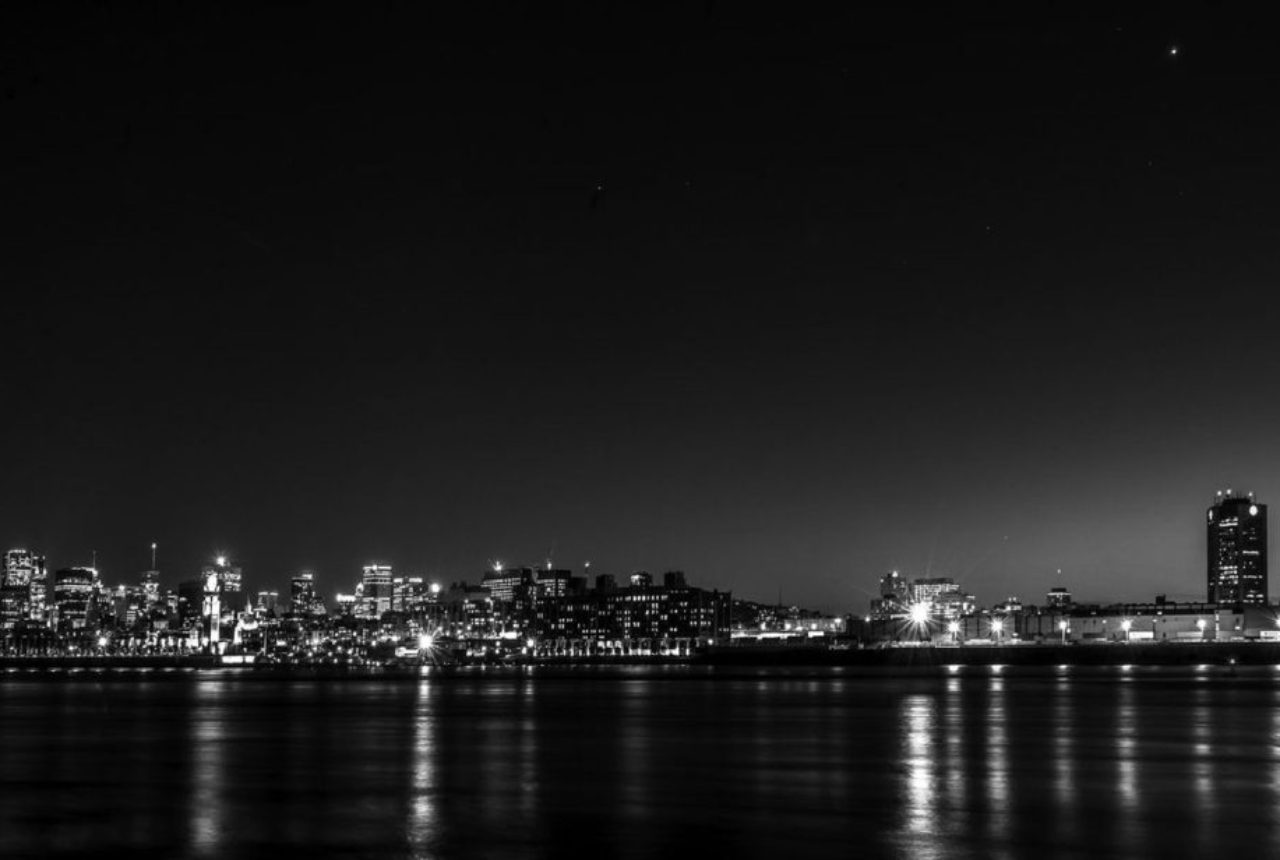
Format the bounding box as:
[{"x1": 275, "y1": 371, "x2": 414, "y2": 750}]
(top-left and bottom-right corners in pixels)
[{"x1": 2, "y1": 641, "x2": 1279, "y2": 675}]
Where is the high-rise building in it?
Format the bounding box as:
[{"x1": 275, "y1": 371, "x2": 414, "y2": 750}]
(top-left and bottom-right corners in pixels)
[
  {"x1": 392, "y1": 576, "x2": 430, "y2": 614},
  {"x1": 140, "y1": 569, "x2": 161, "y2": 609},
  {"x1": 54, "y1": 567, "x2": 97, "y2": 632},
  {"x1": 110, "y1": 584, "x2": 146, "y2": 629},
  {"x1": 202, "y1": 570, "x2": 221, "y2": 649},
  {"x1": 361, "y1": 564, "x2": 393, "y2": 619},
  {"x1": 1208, "y1": 489, "x2": 1268, "y2": 607},
  {"x1": 869, "y1": 570, "x2": 910, "y2": 620},
  {"x1": 255, "y1": 591, "x2": 279, "y2": 615},
  {"x1": 202, "y1": 557, "x2": 242, "y2": 598},
  {"x1": 2, "y1": 549, "x2": 47, "y2": 628},
  {"x1": 290, "y1": 571, "x2": 324, "y2": 616}
]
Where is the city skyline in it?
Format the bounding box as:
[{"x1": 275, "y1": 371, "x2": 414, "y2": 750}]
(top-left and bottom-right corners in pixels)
[{"x1": 3, "y1": 482, "x2": 1270, "y2": 613}]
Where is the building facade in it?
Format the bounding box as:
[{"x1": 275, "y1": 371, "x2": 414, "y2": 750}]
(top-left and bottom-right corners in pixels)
[{"x1": 1207, "y1": 490, "x2": 1267, "y2": 607}]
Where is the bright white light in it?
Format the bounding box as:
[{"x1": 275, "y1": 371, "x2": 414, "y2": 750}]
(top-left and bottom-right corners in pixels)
[
  {"x1": 493, "y1": 561, "x2": 504, "y2": 573},
  {"x1": 1169, "y1": 45, "x2": 1179, "y2": 56},
  {"x1": 429, "y1": 582, "x2": 441, "y2": 595},
  {"x1": 1251, "y1": 505, "x2": 1259, "y2": 516},
  {"x1": 990, "y1": 618, "x2": 1004, "y2": 634},
  {"x1": 909, "y1": 603, "x2": 931, "y2": 625},
  {"x1": 947, "y1": 620, "x2": 961, "y2": 634},
  {"x1": 216, "y1": 555, "x2": 227, "y2": 567},
  {"x1": 418, "y1": 634, "x2": 434, "y2": 651},
  {"x1": 1196, "y1": 619, "x2": 1207, "y2": 630},
  {"x1": 1121, "y1": 619, "x2": 1133, "y2": 632},
  {"x1": 97, "y1": 636, "x2": 109, "y2": 648},
  {"x1": 1058, "y1": 619, "x2": 1069, "y2": 631},
  {"x1": 525, "y1": 638, "x2": 536, "y2": 650}
]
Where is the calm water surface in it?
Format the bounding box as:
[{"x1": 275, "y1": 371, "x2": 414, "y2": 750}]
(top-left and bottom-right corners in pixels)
[{"x1": 2, "y1": 665, "x2": 1279, "y2": 858}]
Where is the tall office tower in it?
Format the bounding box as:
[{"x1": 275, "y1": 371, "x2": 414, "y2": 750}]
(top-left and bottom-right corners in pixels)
[
  {"x1": 140, "y1": 542, "x2": 160, "y2": 608},
  {"x1": 203, "y1": 556, "x2": 242, "y2": 599},
  {"x1": 869, "y1": 570, "x2": 910, "y2": 621},
  {"x1": 392, "y1": 576, "x2": 428, "y2": 614},
  {"x1": 112, "y1": 585, "x2": 145, "y2": 629},
  {"x1": 290, "y1": 571, "x2": 322, "y2": 616},
  {"x1": 361, "y1": 564, "x2": 393, "y2": 619},
  {"x1": 2, "y1": 549, "x2": 46, "y2": 628},
  {"x1": 202, "y1": 569, "x2": 221, "y2": 648},
  {"x1": 1207, "y1": 489, "x2": 1268, "y2": 606},
  {"x1": 53, "y1": 567, "x2": 97, "y2": 631},
  {"x1": 140, "y1": 570, "x2": 161, "y2": 608},
  {"x1": 28, "y1": 553, "x2": 47, "y2": 623}
]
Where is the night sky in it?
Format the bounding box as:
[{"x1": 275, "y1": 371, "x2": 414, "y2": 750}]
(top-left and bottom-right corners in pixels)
[{"x1": 4, "y1": 4, "x2": 1280, "y2": 611}]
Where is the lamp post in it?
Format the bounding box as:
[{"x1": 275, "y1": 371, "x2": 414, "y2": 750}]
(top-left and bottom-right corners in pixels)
[
  {"x1": 1121, "y1": 618, "x2": 1132, "y2": 643},
  {"x1": 948, "y1": 620, "x2": 961, "y2": 644},
  {"x1": 1197, "y1": 618, "x2": 1207, "y2": 641},
  {"x1": 991, "y1": 617, "x2": 1004, "y2": 644},
  {"x1": 1058, "y1": 618, "x2": 1069, "y2": 645}
]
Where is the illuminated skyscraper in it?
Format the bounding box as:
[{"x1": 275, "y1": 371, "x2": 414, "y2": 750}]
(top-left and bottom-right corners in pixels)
[
  {"x1": 290, "y1": 571, "x2": 322, "y2": 616},
  {"x1": 53, "y1": 567, "x2": 97, "y2": 632},
  {"x1": 202, "y1": 569, "x2": 221, "y2": 650},
  {"x1": 361, "y1": 564, "x2": 393, "y2": 619},
  {"x1": 1, "y1": 549, "x2": 47, "y2": 628},
  {"x1": 1207, "y1": 489, "x2": 1267, "y2": 607},
  {"x1": 140, "y1": 542, "x2": 160, "y2": 608},
  {"x1": 140, "y1": 569, "x2": 161, "y2": 608}
]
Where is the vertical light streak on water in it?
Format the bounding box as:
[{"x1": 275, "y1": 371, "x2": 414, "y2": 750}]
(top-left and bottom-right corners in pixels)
[
  {"x1": 986, "y1": 674, "x2": 1011, "y2": 859},
  {"x1": 517, "y1": 676, "x2": 539, "y2": 821},
  {"x1": 1052, "y1": 666, "x2": 1075, "y2": 844},
  {"x1": 189, "y1": 679, "x2": 226, "y2": 856},
  {"x1": 901, "y1": 694, "x2": 936, "y2": 839},
  {"x1": 1114, "y1": 672, "x2": 1140, "y2": 853},
  {"x1": 895, "y1": 693, "x2": 943, "y2": 860},
  {"x1": 406, "y1": 679, "x2": 436, "y2": 856},
  {"x1": 619, "y1": 680, "x2": 651, "y2": 823},
  {"x1": 1270, "y1": 684, "x2": 1280, "y2": 853},
  {"x1": 944, "y1": 676, "x2": 966, "y2": 822},
  {"x1": 1191, "y1": 683, "x2": 1216, "y2": 852}
]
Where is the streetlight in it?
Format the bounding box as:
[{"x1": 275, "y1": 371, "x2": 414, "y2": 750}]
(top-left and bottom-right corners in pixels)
[
  {"x1": 991, "y1": 617, "x2": 1004, "y2": 642},
  {"x1": 1197, "y1": 618, "x2": 1207, "y2": 640},
  {"x1": 947, "y1": 620, "x2": 961, "y2": 644},
  {"x1": 1120, "y1": 618, "x2": 1133, "y2": 643},
  {"x1": 1058, "y1": 618, "x2": 1069, "y2": 645}
]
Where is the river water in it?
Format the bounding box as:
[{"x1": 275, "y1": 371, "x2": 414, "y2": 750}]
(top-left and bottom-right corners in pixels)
[{"x1": 2, "y1": 665, "x2": 1278, "y2": 858}]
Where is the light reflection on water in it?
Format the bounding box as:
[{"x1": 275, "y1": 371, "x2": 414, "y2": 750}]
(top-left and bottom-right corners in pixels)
[
  {"x1": 190, "y1": 679, "x2": 226, "y2": 855},
  {"x1": 4, "y1": 667, "x2": 1280, "y2": 858},
  {"x1": 407, "y1": 680, "x2": 435, "y2": 854},
  {"x1": 1052, "y1": 669, "x2": 1075, "y2": 845}
]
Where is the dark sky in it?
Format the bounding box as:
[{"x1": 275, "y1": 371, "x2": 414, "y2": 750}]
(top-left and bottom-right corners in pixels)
[{"x1": 4, "y1": 3, "x2": 1280, "y2": 611}]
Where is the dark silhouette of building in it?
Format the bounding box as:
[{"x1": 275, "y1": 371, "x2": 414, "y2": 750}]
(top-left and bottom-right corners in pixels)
[{"x1": 1208, "y1": 489, "x2": 1267, "y2": 607}]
